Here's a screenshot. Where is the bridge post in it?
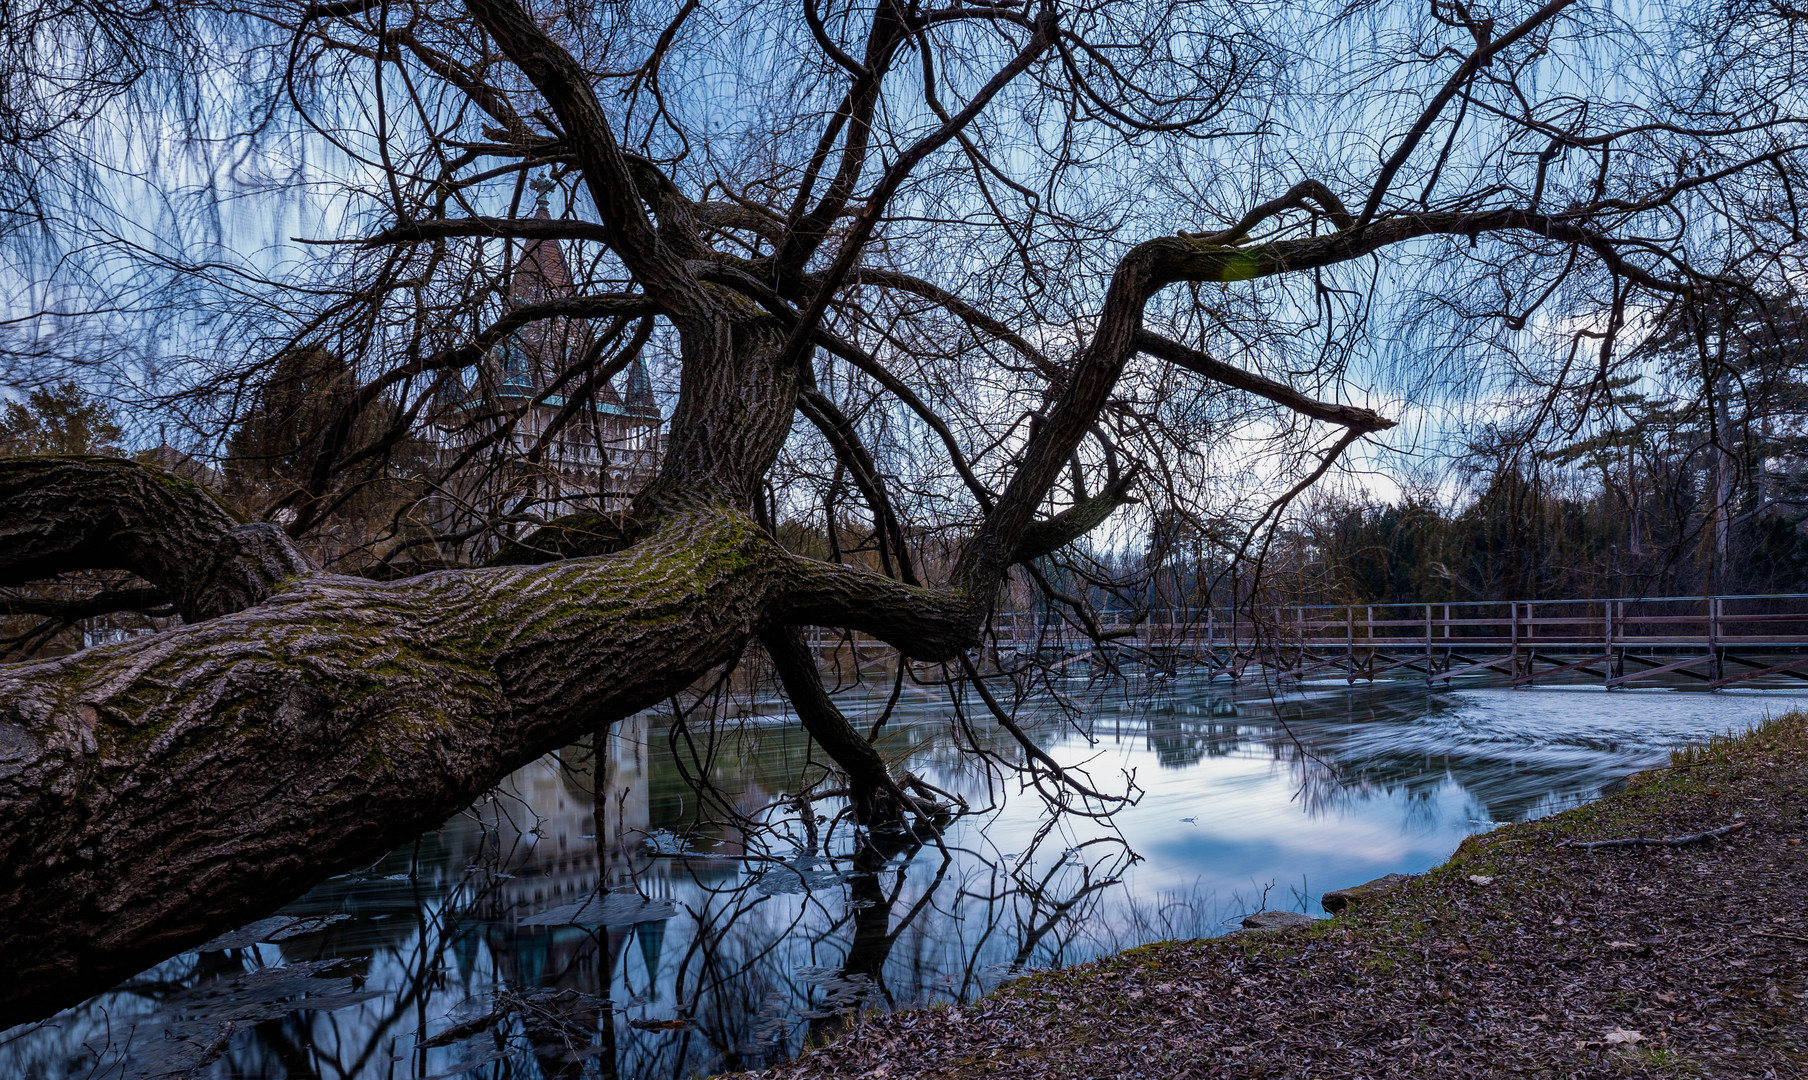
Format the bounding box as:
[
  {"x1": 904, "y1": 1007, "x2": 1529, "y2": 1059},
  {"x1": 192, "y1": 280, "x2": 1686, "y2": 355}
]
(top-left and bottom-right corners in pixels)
[
  {"x1": 1709, "y1": 596, "x2": 1723, "y2": 686},
  {"x1": 1603, "y1": 599, "x2": 1612, "y2": 687},
  {"x1": 1346, "y1": 605, "x2": 1355, "y2": 684},
  {"x1": 1424, "y1": 603, "x2": 1433, "y2": 683},
  {"x1": 1526, "y1": 600, "x2": 1536, "y2": 683},
  {"x1": 1365, "y1": 605, "x2": 1375, "y2": 680},
  {"x1": 1613, "y1": 600, "x2": 1624, "y2": 680},
  {"x1": 1508, "y1": 601, "x2": 1517, "y2": 683},
  {"x1": 1295, "y1": 605, "x2": 1304, "y2": 681}
]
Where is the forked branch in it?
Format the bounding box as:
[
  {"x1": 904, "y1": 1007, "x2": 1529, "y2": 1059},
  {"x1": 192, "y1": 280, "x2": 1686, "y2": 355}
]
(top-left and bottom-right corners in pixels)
[{"x1": 0, "y1": 458, "x2": 311, "y2": 621}]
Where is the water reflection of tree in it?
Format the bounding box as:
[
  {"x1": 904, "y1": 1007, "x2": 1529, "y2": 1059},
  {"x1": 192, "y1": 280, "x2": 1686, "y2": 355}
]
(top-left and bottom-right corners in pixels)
[
  {"x1": 800, "y1": 834, "x2": 947, "y2": 1046},
  {"x1": 596, "y1": 734, "x2": 1148, "y2": 1078},
  {"x1": 3, "y1": 691, "x2": 1150, "y2": 1080},
  {"x1": 1143, "y1": 715, "x2": 1246, "y2": 768},
  {"x1": 35, "y1": 685, "x2": 1155, "y2": 1076},
  {"x1": 1077, "y1": 677, "x2": 1640, "y2": 829}
]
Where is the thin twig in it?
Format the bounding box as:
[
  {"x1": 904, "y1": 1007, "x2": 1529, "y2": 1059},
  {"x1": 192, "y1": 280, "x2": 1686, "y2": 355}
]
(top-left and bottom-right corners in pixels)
[{"x1": 1558, "y1": 821, "x2": 1747, "y2": 851}]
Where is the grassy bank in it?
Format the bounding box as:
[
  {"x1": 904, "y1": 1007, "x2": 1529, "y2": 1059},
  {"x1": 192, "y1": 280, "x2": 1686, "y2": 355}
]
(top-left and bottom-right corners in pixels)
[{"x1": 740, "y1": 710, "x2": 1808, "y2": 1078}]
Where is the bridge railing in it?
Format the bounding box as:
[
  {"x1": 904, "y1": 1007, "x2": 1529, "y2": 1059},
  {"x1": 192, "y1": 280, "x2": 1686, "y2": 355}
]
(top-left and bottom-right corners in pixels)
[
  {"x1": 806, "y1": 595, "x2": 1808, "y2": 680},
  {"x1": 1271, "y1": 594, "x2": 1808, "y2": 652},
  {"x1": 979, "y1": 594, "x2": 1808, "y2": 652}
]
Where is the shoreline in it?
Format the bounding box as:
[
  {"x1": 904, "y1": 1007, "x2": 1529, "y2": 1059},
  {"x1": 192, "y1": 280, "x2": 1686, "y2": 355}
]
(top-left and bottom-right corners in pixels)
[{"x1": 736, "y1": 713, "x2": 1808, "y2": 1078}]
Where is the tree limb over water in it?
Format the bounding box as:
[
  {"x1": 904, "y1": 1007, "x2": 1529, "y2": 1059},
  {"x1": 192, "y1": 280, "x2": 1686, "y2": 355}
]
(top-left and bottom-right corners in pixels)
[{"x1": 2, "y1": 0, "x2": 1802, "y2": 1031}]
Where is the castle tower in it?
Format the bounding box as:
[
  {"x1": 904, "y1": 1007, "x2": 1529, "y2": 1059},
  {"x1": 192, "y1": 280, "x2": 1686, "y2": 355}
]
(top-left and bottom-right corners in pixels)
[{"x1": 426, "y1": 178, "x2": 664, "y2": 557}]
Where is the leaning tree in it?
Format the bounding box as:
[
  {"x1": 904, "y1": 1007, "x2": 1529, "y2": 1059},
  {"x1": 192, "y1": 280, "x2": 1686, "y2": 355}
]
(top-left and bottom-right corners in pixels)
[{"x1": 2, "y1": 0, "x2": 1803, "y2": 1026}]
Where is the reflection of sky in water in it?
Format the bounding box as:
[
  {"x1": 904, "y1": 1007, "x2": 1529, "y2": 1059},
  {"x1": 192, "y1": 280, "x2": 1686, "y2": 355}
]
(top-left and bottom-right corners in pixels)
[{"x1": 4, "y1": 678, "x2": 1800, "y2": 1079}]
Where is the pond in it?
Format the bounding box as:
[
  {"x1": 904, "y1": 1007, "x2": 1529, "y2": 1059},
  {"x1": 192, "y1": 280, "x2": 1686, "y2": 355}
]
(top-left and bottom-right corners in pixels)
[{"x1": 4, "y1": 675, "x2": 1801, "y2": 1079}]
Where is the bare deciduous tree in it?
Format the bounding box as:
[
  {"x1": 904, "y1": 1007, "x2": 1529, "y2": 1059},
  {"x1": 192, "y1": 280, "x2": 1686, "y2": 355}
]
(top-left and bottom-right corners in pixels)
[{"x1": 2, "y1": 0, "x2": 1804, "y2": 1026}]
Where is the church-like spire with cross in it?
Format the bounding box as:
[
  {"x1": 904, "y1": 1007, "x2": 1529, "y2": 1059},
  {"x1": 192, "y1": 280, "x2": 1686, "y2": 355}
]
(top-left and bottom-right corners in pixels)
[{"x1": 512, "y1": 175, "x2": 573, "y2": 300}]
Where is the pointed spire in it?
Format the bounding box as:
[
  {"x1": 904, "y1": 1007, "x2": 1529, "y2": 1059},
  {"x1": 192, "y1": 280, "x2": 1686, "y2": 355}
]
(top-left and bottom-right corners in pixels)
[
  {"x1": 510, "y1": 175, "x2": 573, "y2": 300},
  {"x1": 625, "y1": 356, "x2": 656, "y2": 411}
]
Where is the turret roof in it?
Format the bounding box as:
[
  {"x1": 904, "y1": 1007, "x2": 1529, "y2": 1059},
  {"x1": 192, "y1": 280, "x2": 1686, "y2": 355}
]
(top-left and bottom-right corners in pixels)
[{"x1": 511, "y1": 201, "x2": 574, "y2": 299}]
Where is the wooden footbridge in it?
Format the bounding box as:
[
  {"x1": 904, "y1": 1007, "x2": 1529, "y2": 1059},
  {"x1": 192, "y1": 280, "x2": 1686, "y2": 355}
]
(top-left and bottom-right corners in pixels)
[{"x1": 973, "y1": 594, "x2": 1808, "y2": 690}]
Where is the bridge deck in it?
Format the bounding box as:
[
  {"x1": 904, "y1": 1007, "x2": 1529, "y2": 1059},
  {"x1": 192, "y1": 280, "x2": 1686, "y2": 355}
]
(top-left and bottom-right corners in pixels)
[{"x1": 808, "y1": 593, "x2": 1808, "y2": 690}]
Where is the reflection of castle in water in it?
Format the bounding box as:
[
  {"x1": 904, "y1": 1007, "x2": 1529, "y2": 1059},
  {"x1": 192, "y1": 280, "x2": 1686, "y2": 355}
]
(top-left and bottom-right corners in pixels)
[
  {"x1": 443, "y1": 713, "x2": 676, "y2": 1078},
  {"x1": 456, "y1": 712, "x2": 663, "y2": 922}
]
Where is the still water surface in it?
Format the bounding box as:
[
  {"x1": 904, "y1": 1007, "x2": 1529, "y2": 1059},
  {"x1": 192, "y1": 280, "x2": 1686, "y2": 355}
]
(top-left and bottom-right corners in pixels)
[{"x1": 5, "y1": 676, "x2": 1800, "y2": 1079}]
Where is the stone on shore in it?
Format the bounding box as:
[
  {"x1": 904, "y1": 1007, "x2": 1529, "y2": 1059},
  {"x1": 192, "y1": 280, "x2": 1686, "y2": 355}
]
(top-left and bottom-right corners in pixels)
[
  {"x1": 1239, "y1": 910, "x2": 1315, "y2": 931},
  {"x1": 1320, "y1": 872, "x2": 1412, "y2": 913}
]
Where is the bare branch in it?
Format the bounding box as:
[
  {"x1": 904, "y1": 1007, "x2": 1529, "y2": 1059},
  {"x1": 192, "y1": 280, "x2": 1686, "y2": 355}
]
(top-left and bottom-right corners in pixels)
[{"x1": 1134, "y1": 330, "x2": 1395, "y2": 432}]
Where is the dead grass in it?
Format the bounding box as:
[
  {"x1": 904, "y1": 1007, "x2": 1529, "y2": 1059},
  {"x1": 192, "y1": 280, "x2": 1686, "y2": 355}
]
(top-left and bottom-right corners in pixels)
[{"x1": 732, "y1": 710, "x2": 1808, "y2": 1079}]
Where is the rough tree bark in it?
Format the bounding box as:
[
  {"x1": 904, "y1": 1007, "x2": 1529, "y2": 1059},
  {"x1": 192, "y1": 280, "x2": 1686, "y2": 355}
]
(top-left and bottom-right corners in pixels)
[
  {"x1": 0, "y1": 462, "x2": 979, "y2": 1025},
  {"x1": 1, "y1": 457, "x2": 312, "y2": 621}
]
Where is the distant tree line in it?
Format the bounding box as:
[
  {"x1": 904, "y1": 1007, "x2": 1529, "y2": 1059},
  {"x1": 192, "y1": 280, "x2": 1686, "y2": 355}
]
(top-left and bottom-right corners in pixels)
[
  {"x1": 1106, "y1": 298, "x2": 1808, "y2": 610},
  {"x1": 1277, "y1": 464, "x2": 1808, "y2": 606}
]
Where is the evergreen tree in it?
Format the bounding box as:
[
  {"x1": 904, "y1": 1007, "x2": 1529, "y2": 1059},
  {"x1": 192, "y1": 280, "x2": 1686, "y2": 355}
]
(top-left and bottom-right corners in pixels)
[{"x1": 0, "y1": 382, "x2": 124, "y2": 457}]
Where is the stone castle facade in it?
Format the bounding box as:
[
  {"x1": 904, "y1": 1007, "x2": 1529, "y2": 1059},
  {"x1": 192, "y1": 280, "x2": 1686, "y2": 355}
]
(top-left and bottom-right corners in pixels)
[{"x1": 429, "y1": 190, "x2": 664, "y2": 558}]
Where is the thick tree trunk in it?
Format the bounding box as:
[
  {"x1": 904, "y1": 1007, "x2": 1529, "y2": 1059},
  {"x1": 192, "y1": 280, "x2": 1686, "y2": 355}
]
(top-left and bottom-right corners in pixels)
[
  {"x1": 0, "y1": 498, "x2": 805, "y2": 1024},
  {"x1": 0, "y1": 456, "x2": 312, "y2": 621}
]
